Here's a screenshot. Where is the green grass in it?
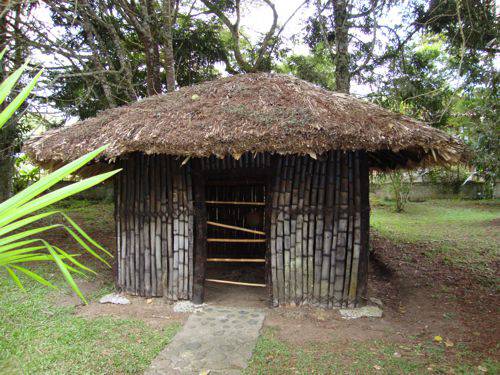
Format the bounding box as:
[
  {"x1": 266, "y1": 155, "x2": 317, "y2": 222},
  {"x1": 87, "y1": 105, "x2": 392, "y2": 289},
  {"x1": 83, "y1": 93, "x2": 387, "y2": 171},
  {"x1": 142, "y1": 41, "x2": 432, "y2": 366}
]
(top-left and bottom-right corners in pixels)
[
  {"x1": 0, "y1": 266, "x2": 180, "y2": 374},
  {"x1": 44, "y1": 198, "x2": 115, "y2": 231},
  {"x1": 246, "y1": 329, "x2": 499, "y2": 375},
  {"x1": 371, "y1": 199, "x2": 500, "y2": 278}
]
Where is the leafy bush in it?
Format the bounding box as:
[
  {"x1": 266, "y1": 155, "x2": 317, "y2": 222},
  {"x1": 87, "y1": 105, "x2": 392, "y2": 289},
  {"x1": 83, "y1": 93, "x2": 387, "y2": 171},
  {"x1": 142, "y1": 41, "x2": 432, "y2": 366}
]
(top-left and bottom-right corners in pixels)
[
  {"x1": 0, "y1": 49, "x2": 120, "y2": 303},
  {"x1": 424, "y1": 166, "x2": 469, "y2": 193},
  {"x1": 13, "y1": 154, "x2": 40, "y2": 193}
]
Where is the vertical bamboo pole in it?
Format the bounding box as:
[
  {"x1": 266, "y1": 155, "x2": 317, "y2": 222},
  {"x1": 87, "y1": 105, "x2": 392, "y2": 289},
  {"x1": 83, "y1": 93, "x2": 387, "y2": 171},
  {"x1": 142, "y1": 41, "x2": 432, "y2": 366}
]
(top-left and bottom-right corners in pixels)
[
  {"x1": 356, "y1": 151, "x2": 370, "y2": 306},
  {"x1": 328, "y1": 151, "x2": 341, "y2": 307},
  {"x1": 166, "y1": 157, "x2": 174, "y2": 300},
  {"x1": 296, "y1": 156, "x2": 306, "y2": 304},
  {"x1": 149, "y1": 155, "x2": 157, "y2": 296},
  {"x1": 283, "y1": 155, "x2": 297, "y2": 303},
  {"x1": 143, "y1": 155, "x2": 152, "y2": 296},
  {"x1": 342, "y1": 153, "x2": 354, "y2": 307},
  {"x1": 128, "y1": 156, "x2": 135, "y2": 293},
  {"x1": 348, "y1": 151, "x2": 362, "y2": 307},
  {"x1": 276, "y1": 157, "x2": 286, "y2": 304},
  {"x1": 290, "y1": 157, "x2": 301, "y2": 304},
  {"x1": 177, "y1": 162, "x2": 186, "y2": 299},
  {"x1": 160, "y1": 155, "x2": 169, "y2": 299},
  {"x1": 270, "y1": 156, "x2": 281, "y2": 305},
  {"x1": 313, "y1": 159, "x2": 326, "y2": 304},
  {"x1": 333, "y1": 152, "x2": 349, "y2": 304},
  {"x1": 321, "y1": 152, "x2": 335, "y2": 306},
  {"x1": 172, "y1": 159, "x2": 179, "y2": 300},
  {"x1": 309, "y1": 159, "x2": 320, "y2": 303},
  {"x1": 192, "y1": 159, "x2": 207, "y2": 304},
  {"x1": 186, "y1": 164, "x2": 194, "y2": 299},
  {"x1": 154, "y1": 155, "x2": 163, "y2": 296},
  {"x1": 307, "y1": 158, "x2": 318, "y2": 303},
  {"x1": 265, "y1": 167, "x2": 274, "y2": 305},
  {"x1": 114, "y1": 165, "x2": 122, "y2": 289}
]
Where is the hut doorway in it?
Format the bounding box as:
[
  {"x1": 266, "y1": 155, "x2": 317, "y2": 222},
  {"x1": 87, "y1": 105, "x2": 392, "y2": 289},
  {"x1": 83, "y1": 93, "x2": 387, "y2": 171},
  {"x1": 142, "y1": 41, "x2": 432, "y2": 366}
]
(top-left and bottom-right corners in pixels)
[{"x1": 203, "y1": 180, "x2": 269, "y2": 306}]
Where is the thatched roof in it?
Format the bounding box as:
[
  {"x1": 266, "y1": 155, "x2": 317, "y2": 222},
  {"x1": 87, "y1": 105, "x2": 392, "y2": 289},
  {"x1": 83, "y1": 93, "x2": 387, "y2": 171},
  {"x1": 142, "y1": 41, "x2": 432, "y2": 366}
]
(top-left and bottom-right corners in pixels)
[{"x1": 24, "y1": 73, "x2": 466, "y2": 170}]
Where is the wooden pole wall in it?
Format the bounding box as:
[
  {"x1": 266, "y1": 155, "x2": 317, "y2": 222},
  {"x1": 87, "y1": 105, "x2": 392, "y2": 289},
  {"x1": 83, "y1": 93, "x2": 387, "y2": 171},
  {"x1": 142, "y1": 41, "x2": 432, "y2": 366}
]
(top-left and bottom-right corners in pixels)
[
  {"x1": 269, "y1": 151, "x2": 368, "y2": 307},
  {"x1": 115, "y1": 153, "x2": 194, "y2": 299},
  {"x1": 114, "y1": 151, "x2": 369, "y2": 307}
]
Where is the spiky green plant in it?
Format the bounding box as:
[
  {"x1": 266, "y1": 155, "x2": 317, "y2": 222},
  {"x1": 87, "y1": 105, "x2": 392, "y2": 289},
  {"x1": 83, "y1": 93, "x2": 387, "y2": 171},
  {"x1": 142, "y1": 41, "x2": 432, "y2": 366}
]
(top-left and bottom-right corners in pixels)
[{"x1": 0, "y1": 48, "x2": 120, "y2": 303}]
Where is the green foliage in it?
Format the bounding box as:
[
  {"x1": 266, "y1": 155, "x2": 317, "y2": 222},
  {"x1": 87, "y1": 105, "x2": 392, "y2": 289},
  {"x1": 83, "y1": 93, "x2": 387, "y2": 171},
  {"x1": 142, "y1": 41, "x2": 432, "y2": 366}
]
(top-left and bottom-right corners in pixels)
[
  {"x1": 13, "y1": 154, "x2": 40, "y2": 193},
  {"x1": 276, "y1": 44, "x2": 335, "y2": 90},
  {"x1": 424, "y1": 166, "x2": 469, "y2": 193},
  {"x1": 47, "y1": 7, "x2": 230, "y2": 119},
  {"x1": 387, "y1": 171, "x2": 415, "y2": 213},
  {"x1": 0, "y1": 54, "x2": 120, "y2": 303},
  {"x1": 449, "y1": 88, "x2": 499, "y2": 198},
  {"x1": 414, "y1": 0, "x2": 498, "y2": 84},
  {"x1": 372, "y1": 35, "x2": 454, "y2": 128}
]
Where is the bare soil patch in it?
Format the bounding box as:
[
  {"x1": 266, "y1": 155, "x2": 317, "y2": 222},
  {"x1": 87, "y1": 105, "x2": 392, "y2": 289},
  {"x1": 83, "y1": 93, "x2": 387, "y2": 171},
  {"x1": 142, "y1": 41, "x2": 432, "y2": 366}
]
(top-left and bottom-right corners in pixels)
[
  {"x1": 77, "y1": 296, "x2": 188, "y2": 329},
  {"x1": 260, "y1": 233, "x2": 499, "y2": 361}
]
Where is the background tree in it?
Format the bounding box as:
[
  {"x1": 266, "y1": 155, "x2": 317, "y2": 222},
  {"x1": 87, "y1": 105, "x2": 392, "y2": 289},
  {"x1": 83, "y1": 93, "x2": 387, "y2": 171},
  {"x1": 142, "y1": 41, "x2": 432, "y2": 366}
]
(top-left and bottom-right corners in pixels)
[
  {"x1": 17, "y1": 0, "x2": 230, "y2": 119},
  {"x1": 307, "y1": 0, "x2": 395, "y2": 93},
  {"x1": 0, "y1": 1, "x2": 36, "y2": 201}
]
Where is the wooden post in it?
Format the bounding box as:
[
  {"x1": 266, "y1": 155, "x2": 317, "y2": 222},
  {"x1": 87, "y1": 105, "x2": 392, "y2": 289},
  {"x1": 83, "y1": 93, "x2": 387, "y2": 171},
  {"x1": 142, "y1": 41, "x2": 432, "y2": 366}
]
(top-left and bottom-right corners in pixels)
[
  {"x1": 265, "y1": 167, "x2": 273, "y2": 305},
  {"x1": 270, "y1": 156, "x2": 281, "y2": 305},
  {"x1": 276, "y1": 157, "x2": 286, "y2": 304},
  {"x1": 296, "y1": 156, "x2": 306, "y2": 304},
  {"x1": 283, "y1": 156, "x2": 294, "y2": 303},
  {"x1": 290, "y1": 157, "x2": 300, "y2": 304},
  {"x1": 160, "y1": 155, "x2": 169, "y2": 299},
  {"x1": 348, "y1": 151, "x2": 362, "y2": 306},
  {"x1": 133, "y1": 155, "x2": 140, "y2": 295},
  {"x1": 321, "y1": 151, "x2": 335, "y2": 306},
  {"x1": 310, "y1": 159, "x2": 320, "y2": 303},
  {"x1": 356, "y1": 151, "x2": 370, "y2": 306},
  {"x1": 192, "y1": 159, "x2": 207, "y2": 304},
  {"x1": 166, "y1": 157, "x2": 174, "y2": 300},
  {"x1": 333, "y1": 152, "x2": 349, "y2": 304},
  {"x1": 114, "y1": 167, "x2": 122, "y2": 289}
]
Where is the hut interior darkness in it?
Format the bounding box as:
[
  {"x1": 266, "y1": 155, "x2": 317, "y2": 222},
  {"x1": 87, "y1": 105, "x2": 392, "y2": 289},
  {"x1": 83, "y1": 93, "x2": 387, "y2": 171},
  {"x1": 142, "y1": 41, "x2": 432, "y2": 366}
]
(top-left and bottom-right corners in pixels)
[{"x1": 24, "y1": 73, "x2": 467, "y2": 308}]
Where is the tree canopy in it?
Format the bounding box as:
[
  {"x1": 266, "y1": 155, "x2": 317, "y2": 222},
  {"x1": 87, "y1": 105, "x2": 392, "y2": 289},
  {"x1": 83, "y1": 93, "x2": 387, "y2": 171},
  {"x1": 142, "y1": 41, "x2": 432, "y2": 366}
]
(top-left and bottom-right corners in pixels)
[{"x1": 1, "y1": 0, "x2": 498, "y2": 196}]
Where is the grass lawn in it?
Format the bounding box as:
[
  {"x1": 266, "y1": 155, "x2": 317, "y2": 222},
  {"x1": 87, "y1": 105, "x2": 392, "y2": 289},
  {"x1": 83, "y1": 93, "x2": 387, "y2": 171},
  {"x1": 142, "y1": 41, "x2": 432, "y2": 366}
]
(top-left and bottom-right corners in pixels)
[
  {"x1": 371, "y1": 199, "x2": 500, "y2": 280},
  {"x1": 0, "y1": 268, "x2": 180, "y2": 374},
  {"x1": 0, "y1": 197, "x2": 179, "y2": 375},
  {"x1": 246, "y1": 329, "x2": 498, "y2": 375}
]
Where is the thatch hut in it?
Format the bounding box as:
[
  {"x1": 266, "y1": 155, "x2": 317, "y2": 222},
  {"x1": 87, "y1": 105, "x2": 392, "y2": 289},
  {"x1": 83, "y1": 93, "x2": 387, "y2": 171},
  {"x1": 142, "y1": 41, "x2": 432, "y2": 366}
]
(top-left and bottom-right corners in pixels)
[{"x1": 24, "y1": 73, "x2": 466, "y2": 308}]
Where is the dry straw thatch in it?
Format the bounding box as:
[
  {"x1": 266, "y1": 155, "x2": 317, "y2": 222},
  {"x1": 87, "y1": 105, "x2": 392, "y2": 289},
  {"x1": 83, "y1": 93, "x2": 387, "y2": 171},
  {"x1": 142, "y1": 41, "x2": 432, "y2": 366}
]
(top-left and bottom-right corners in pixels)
[{"x1": 25, "y1": 73, "x2": 467, "y2": 170}]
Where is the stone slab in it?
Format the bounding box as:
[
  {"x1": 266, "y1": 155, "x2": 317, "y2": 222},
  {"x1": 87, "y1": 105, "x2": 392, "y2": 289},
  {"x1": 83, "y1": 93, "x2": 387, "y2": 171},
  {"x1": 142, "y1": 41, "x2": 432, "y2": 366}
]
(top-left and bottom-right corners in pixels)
[
  {"x1": 339, "y1": 305, "x2": 383, "y2": 319},
  {"x1": 146, "y1": 306, "x2": 265, "y2": 375}
]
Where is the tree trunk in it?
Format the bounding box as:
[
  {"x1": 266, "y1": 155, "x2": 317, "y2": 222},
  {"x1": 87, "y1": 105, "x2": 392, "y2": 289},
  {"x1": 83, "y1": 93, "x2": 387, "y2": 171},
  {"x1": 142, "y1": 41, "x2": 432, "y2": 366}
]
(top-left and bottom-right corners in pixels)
[
  {"x1": 0, "y1": 155, "x2": 14, "y2": 201},
  {"x1": 333, "y1": 0, "x2": 350, "y2": 93},
  {"x1": 163, "y1": 0, "x2": 176, "y2": 92}
]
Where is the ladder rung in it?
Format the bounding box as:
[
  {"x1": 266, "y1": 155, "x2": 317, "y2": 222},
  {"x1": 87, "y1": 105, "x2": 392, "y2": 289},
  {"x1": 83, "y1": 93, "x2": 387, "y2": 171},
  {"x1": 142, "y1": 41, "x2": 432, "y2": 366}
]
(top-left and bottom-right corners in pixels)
[
  {"x1": 207, "y1": 258, "x2": 265, "y2": 263},
  {"x1": 207, "y1": 238, "x2": 266, "y2": 243},
  {"x1": 205, "y1": 200, "x2": 265, "y2": 206},
  {"x1": 207, "y1": 221, "x2": 265, "y2": 236},
  {"x1": 205, "y1": 278, "x2": 266, "y2": 287}
]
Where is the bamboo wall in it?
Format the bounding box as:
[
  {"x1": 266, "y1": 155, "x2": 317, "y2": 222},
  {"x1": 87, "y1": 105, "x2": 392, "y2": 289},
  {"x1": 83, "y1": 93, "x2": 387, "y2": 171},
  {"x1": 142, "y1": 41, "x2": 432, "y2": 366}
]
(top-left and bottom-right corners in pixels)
[
  {"x1": 269, "y1": 151, "x2": 369, "y2": 308},
  {"x1": 115, "y1": 153, "x2": 194, "y2": 299},
  {"x1": 114, "y1": 151, "x2": 369, "y2": 307}
]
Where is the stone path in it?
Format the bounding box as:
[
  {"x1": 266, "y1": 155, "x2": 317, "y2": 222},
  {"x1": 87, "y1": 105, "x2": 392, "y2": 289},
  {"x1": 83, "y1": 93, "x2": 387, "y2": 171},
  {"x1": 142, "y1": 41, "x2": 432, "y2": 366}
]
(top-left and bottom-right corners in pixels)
[{"x1": 145, "y1": 306, "x2": 265, "y2": 375}]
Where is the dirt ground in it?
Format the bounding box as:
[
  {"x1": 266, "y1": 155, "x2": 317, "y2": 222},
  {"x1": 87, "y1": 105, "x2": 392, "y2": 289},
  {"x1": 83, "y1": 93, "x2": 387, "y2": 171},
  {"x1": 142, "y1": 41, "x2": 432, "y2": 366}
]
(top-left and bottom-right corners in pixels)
[{"x1": 53, "y1": 230, "x2": 497, "y2": 364}]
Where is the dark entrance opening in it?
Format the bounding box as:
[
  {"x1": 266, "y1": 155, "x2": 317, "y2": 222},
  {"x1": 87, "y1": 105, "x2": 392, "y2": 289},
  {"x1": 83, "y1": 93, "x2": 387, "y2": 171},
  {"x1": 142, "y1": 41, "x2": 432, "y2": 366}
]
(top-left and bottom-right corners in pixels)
[{"x1": 203, "y1": 180, "x2": 268, "y2": 306}]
